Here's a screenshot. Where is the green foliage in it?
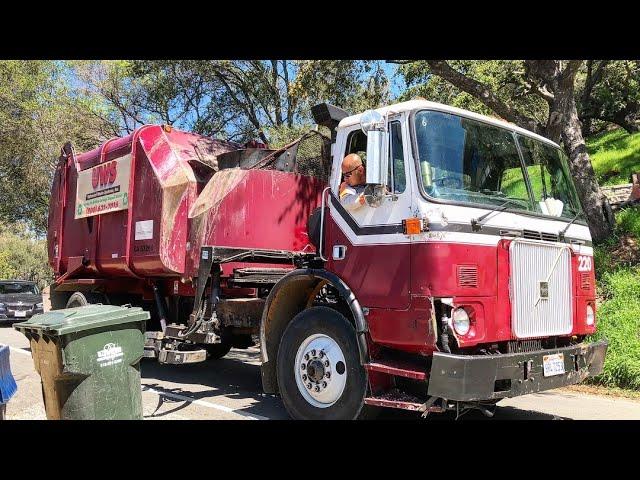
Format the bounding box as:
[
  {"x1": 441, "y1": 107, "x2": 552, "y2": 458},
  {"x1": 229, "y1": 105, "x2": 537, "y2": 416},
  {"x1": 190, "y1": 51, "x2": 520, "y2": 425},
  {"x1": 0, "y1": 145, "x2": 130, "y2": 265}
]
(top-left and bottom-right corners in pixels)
[
  {"x1": 588, "y1": 205, "x2": 640, "y2": 390},
  {"x1": 616, "y1": 206, "x2": 640, "y2": 239},
  {"x1": 263, "y1": 123, "x2": 314, "y2": 149},
  {"x1": 593, "y1": 206, "x2": 640, "y2": 280},
  {"x1": 397, "y1": 60, "x2": 549, "y2": 126},
  {"x1": 593, "y1": 239, "x2": 617, "y2": 277},
  {"x1": 0, "y1": 223, "x2": 53, "y2": 289},
  {"x1": 586, "y1": 128, "x2": 640, "y2": 186},
  {"x1": 0, "y1": 60, "x2": 112, "y2": 233},
  {"x1": 588, "y1": 267, "x2": 640, "y2": 390},
  {"x1": 576, "y1": 60, "x2": 640, "y2": 135},
  {"x1": 1, "y1": 59, "x2": 392, "y2": 232},
  {"x1": 71, "y1": 60, "x2": 390, "y2": 144}
]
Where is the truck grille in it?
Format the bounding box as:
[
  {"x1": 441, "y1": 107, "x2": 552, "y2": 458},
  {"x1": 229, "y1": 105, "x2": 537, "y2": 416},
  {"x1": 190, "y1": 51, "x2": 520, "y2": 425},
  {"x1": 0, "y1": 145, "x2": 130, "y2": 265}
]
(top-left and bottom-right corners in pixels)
[{"x1": 509, "y1": 240, "x2": 573, "y2": 339}]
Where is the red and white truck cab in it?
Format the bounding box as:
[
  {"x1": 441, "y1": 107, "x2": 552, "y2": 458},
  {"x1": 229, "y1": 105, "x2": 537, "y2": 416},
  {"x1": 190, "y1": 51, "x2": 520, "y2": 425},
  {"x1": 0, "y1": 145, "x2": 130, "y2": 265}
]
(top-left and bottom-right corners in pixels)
[{"x1": 260, "y1": 100, "x2": 607, "y2": 419}]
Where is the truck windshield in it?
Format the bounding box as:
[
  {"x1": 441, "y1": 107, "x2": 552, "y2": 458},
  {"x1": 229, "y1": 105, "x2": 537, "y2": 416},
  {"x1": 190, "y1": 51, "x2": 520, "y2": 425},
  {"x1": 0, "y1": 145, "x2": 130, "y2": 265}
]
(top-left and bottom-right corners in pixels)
[{"x1": 414, "y1": 110, "x2": 584, "y2": 221}]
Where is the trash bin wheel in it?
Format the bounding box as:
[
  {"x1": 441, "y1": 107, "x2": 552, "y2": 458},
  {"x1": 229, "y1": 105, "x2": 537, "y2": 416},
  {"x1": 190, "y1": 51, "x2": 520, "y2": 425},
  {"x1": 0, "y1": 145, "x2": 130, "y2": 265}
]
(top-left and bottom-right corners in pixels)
[
  {"x1": 205, "y1": 341, "x2": 232, "y2": 360},
  {"x1": 65, "y1": 291, "x2": 106, "y2": 308}
]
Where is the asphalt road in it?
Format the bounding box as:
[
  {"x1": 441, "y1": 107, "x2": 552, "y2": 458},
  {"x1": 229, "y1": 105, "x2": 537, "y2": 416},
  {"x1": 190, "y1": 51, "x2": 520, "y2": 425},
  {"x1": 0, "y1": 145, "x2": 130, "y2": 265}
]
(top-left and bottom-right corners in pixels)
[{"x1": 2, "y1": 323, "x2": 640, "y2": 421}]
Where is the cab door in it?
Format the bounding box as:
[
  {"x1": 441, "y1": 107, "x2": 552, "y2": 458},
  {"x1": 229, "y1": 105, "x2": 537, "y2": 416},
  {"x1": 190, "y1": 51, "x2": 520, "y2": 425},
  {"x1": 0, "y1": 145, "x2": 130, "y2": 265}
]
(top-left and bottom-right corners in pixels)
[{"x1": 326, "y1": 117, "x2": 412, "y2": 309}]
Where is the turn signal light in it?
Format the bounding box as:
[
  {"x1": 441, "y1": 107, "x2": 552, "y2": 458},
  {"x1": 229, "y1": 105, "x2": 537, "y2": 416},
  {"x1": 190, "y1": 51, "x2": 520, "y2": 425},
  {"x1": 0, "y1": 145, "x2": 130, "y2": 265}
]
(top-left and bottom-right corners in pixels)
[
  {"x1": 163, "y1": 124, "x2": 172, "y2": 133},
  {"x1": 403, "y1": 217, "x2": 427, "y2": 235}
]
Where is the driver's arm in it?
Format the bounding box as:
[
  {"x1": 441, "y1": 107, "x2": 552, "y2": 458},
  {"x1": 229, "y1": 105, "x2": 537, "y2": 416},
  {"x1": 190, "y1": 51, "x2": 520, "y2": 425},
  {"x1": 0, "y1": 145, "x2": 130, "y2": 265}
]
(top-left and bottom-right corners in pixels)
[{"x1": 340, "y1": 185, "x2": 366, "y2": 212}]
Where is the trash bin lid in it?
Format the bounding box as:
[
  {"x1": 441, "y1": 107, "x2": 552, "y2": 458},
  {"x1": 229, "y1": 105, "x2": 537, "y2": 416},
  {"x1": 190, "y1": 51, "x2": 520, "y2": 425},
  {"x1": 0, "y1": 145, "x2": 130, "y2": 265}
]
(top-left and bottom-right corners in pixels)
[{"x1": 13, "y1": 305, "x2": 149, "y2": 336}]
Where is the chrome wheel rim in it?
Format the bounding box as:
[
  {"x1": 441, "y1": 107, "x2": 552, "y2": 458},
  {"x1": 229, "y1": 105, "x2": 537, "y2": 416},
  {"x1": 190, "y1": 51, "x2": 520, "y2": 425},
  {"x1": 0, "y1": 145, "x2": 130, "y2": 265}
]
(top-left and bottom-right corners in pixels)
[{"x1": 294, "y1": 334, "x2": 347, "y2": 408}]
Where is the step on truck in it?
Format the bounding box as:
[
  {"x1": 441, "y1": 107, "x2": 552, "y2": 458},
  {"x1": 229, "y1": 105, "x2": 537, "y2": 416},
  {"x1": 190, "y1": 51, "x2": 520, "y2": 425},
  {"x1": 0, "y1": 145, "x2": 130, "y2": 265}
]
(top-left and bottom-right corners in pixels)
[{"x1": 48, "y1": 100, "x2": 608, "y2": 419}]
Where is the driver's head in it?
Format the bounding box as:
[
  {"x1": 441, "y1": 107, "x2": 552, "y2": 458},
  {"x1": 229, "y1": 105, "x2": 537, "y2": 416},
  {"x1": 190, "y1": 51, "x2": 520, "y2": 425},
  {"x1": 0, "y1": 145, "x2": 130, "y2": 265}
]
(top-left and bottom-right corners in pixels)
[{"x1": 341, "y1": 154, "x2": 366, "y2": 186}]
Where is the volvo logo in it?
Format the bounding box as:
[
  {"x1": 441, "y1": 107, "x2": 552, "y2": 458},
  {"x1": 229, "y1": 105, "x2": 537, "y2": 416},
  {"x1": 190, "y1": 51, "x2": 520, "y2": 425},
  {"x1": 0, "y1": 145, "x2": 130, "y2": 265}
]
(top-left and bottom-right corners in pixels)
[{"x1": 539, "y1": 281, "x2": 549, "y2": 299}]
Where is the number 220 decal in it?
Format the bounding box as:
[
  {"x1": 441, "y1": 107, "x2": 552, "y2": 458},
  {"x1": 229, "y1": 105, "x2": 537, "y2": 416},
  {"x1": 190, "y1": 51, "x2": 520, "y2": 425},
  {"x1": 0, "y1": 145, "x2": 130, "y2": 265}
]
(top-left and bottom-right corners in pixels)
[{"x1": 578, "y1": 255, "x2": 593, "y2": 272}]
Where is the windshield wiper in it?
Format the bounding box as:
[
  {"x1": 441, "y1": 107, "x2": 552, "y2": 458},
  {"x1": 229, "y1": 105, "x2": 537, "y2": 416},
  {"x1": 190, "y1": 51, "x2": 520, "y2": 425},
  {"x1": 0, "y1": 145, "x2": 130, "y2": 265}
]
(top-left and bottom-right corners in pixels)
[
  {"x1": 558, "y1": 210, "x2": 582, "y2": 239},
  {"x1": 471, "y1": 200, "x2": 515, "y2": 231}
]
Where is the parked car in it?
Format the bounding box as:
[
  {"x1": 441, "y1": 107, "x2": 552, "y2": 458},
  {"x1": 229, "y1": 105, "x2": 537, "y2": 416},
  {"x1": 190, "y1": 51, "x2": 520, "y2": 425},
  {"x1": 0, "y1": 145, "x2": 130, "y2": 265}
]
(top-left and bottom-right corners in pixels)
[{"x1": 0, "y1": 280, "x2": 44, "y2": 323}]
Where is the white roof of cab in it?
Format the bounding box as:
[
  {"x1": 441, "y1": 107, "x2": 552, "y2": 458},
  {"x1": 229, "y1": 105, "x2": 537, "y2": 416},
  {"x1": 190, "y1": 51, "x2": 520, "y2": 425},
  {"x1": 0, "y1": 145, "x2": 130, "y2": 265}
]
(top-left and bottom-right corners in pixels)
[{"x1": 337, "y1": 100, "x2": 559, "y2": 148}]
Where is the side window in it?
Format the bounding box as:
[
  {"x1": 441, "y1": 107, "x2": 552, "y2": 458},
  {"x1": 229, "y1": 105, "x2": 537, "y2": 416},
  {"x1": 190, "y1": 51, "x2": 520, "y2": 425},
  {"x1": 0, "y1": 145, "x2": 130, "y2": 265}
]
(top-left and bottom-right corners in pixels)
[
  {"x1": 388, "y1": 121, "x2": 406, "y2": 193},
  {"x1": 344, "y1": 129, "x2": 367, "y2": 161},
  {"x1": 342, "y1": 124, "x2": 406, "y2": 194}
]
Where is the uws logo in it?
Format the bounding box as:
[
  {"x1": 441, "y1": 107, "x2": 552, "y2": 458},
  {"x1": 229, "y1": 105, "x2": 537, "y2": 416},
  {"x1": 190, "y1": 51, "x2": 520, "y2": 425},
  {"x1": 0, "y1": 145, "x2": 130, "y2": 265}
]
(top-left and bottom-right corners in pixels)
[{"x1": 92, "y1": 161, "x2": 118, "y2": 190}]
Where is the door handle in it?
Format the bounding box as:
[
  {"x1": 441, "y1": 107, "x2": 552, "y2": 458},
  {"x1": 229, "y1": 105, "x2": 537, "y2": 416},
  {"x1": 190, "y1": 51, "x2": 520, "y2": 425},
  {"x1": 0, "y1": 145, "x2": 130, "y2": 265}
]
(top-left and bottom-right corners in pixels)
[{"x1": 332, "y1": 245, "x2": 347, "y2": 260}]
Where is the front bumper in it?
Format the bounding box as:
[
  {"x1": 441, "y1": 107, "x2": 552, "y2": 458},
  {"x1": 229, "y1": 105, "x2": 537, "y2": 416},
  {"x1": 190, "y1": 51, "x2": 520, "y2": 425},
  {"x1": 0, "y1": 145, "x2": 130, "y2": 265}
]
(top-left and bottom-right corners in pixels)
[{"x1": 427, "y1": 341, "x2": 608, "y2": 402}]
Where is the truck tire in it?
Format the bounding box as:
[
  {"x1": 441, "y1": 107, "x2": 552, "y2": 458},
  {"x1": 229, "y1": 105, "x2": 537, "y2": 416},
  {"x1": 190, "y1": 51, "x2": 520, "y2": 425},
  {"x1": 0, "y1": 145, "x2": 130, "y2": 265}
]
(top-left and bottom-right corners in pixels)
[
  {"x1": 65, "y1": 291, "x2": 105, "y2": 308},
  {"x1": 205, "y1": 342, "x2": 233, "y2": 360},
  {"x1": 48, "y1": 285, "x2": 70, "y2": 311},
  {"x1": 276, "y1": 306, "x2": 368, "y2": 420}
]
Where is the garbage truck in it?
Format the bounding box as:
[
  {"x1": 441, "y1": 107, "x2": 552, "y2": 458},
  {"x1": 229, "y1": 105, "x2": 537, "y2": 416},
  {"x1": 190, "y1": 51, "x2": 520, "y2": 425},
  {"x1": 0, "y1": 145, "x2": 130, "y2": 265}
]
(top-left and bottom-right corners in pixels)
[{"x1": 46, "y1": 100, "x2": 607, "y2": 419}]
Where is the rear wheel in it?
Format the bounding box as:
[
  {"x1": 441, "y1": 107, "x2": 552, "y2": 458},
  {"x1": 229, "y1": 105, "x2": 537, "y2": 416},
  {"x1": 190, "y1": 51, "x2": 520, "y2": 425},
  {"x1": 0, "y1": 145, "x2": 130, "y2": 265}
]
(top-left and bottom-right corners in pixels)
[
  {"x1": 65, "y1": 291, "x2": 106, "y2": 308},
  {"x1": 277, "y1": 306, "x2": 368, "y2": 420}
]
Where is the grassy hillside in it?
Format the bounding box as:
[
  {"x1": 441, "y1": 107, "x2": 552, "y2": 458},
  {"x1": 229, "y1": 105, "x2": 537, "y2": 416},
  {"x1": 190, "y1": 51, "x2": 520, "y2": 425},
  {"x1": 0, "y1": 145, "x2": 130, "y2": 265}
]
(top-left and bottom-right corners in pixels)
[
  {"x1": 584, "y1": 128, "x2": 640, "y2": 391},
  {"x1": 587, "y1": 128, "x2": 640, "y2": 186},
  {"x1": 589, "y1": 207, "x2": 640, "y2": 390}
]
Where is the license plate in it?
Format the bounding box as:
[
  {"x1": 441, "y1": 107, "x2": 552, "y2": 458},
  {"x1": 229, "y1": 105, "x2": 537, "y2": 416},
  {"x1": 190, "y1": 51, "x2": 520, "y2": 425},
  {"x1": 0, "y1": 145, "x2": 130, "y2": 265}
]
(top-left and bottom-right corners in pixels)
[
  {"x1": 543, "y1": 353, "x2": 565, "y2": 377},
  {"x1": 14, "y1": 310, "x2": 26, "y2": 317}
]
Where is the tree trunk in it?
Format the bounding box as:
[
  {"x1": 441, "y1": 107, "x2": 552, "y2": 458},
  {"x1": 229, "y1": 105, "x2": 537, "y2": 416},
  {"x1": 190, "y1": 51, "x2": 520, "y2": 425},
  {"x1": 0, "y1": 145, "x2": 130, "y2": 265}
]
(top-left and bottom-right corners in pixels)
[{"x1": 558, "y1": 90, "x2": 613, "y2": 243}]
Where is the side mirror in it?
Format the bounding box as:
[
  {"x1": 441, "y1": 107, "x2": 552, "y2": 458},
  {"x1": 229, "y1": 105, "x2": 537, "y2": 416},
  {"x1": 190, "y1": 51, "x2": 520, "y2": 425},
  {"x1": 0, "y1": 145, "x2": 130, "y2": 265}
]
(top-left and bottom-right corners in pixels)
[{"x1": 360, "y1": 110, "x2": 389, "y2": 187}]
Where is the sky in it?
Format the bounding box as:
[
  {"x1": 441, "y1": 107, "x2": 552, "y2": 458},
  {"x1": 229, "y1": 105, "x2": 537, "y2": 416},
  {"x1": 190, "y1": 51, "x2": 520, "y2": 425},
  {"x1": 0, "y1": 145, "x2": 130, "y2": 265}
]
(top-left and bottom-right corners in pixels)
[{"x1": 382, "y1": 62, "x2": 404, "y2": 99}]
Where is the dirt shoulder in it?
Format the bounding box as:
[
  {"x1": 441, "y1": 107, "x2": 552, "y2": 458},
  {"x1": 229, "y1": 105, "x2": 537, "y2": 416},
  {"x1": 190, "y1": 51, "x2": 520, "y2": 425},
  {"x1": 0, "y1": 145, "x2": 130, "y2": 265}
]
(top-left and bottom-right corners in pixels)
[{"x1": 560, "y1": 384, "x2": 640, "y2": 402}]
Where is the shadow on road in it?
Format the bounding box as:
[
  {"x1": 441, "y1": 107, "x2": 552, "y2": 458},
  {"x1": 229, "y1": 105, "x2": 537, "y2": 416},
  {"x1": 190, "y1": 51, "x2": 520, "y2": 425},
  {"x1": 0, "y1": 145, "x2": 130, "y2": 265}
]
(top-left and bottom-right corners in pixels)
[
  {"x1": 140, "y1": 348, "x2": 570, "y2": 421},
  {"x1": 140, "y1": 348, "x2": 288, "y2": 419}
]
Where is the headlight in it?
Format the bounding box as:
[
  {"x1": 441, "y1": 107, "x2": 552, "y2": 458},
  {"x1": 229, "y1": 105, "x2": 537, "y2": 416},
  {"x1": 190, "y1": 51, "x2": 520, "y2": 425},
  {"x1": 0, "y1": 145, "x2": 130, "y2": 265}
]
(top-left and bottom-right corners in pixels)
[
  {"x1": 452, "y1": 307, "x2": 471, "y2": 336},
  {"x1": 0, "y1": 303, "x2": 5, "y2": 310},
  {"x1": 35, "y1": 303, "x2": 43, "y2": 309},
  {"x1": 586, "y1": 304, "x2": 595, "y2": 326}
]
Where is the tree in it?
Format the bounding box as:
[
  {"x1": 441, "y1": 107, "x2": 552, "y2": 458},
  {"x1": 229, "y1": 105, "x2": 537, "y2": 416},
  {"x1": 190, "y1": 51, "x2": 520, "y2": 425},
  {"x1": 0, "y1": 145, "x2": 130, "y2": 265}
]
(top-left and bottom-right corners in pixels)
[
  {"x1": 0, "y1": 61, "x2": 111, "y2": 234},
  {"x1": 0, "y1": 60, "x2": 391, "y2": 233},
  {"x1": 0, "y1": 222, "x2": 52, "y2": 288},
  {"x1": 577, "y1": 60, "x2": 640, "y2": 136},
  {"x1": 70, "y1": 60, "x2": 390, "y2": 145},
  {"x1": 398, "y1": 60, "x2": 549, "y2": 132},
  {"x1": 395, "y1": 60, "x2": 614, "y2": 243}
]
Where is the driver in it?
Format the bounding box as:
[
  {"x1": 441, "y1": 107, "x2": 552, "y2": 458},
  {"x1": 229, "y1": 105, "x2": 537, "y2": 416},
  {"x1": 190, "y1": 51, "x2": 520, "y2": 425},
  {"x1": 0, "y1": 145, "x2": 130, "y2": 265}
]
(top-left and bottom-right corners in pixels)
[{"x1": 339, "y1": 154, "x2": 367, "y2": 211}]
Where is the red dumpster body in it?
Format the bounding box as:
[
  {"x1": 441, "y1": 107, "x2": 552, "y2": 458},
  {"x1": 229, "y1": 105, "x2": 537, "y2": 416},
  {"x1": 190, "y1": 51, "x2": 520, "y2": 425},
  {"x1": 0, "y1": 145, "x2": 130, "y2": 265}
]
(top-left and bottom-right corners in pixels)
[{"x1": 47, "y1": 125, "x2": 324, "y2": 292}]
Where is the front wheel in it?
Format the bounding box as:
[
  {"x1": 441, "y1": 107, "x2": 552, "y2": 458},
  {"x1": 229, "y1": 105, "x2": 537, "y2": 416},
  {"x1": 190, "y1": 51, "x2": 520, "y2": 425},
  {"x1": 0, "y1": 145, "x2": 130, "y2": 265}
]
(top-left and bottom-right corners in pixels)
[{"x1": 276, "y1": 307, "x2": 368, "y2": 420}]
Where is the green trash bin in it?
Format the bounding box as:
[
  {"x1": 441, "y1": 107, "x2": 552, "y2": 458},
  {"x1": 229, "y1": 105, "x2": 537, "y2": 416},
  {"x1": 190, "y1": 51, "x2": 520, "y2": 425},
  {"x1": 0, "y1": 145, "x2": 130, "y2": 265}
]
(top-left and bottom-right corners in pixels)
[{"x1": 13, "y1": 304, "x2": 149, "y2": 420}]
